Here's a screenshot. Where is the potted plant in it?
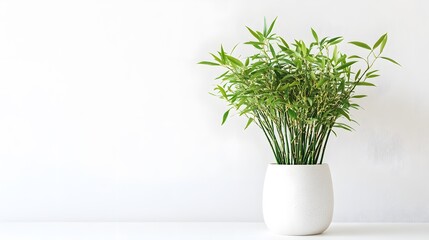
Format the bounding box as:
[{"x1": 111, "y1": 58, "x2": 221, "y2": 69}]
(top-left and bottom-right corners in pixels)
[{"x1": 199, "y1": 18, "x2": 399, "y2": 235}]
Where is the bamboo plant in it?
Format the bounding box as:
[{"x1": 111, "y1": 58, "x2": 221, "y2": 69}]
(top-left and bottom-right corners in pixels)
[{"x1": 199, "y1": 18, "x2": 399, "y2": 165}]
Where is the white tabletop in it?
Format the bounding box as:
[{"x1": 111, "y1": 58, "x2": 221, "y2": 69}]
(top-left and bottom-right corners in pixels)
[{"x1": 0, "y1": 222, "x2": 428, "y2": 240}]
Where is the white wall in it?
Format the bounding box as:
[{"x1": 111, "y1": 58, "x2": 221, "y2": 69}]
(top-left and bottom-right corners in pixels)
[{"x1": 0, "y1": 0, "x2": 427, "y2": 222}]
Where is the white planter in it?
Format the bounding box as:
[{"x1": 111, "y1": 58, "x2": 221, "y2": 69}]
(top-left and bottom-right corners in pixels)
[{"x1": 262, "y1": 163, "x2": 334, "y2": 235}]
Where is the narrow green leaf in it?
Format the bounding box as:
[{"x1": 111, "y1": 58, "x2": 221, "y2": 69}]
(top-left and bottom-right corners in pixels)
[
  {"x1": 244, "y1": 118, "x2": 254, "y2": 129},
  {"x1": 287, "y1": 109, "x2": 297, "y2": 119},
  {"x1": 381, "y1": 56, "x2": 401, "y2": 66},
  {"x1": 366, "y1": 70, "x2": 379, "y2": 75},
  {"x1": 279, "y1": 37, "x2": 289, "y2": 48},
  {"x1": 352, "y1": 94, "x2": 367, "y2": 98},
  {"x1": 317, "y1": 77, "x2": 327, "y2": 87},
  {"x1": 210, "y1": 53, "x2": 222, "y2": 63},
  {"x1": 327, "y1": 36, "x2": 343, "y2": 45},
  {"x1": 220, "y1": 45, "x2": 226, "y2": 62},
  {"x1": 215, "y1": 71, "x2": 229, "y2": 80},
  {"x1": 198, "y1": 61, "x2": 219, "y2": 66},
  {"x1": 338, "y1": 54, "x2": 347, "y2": 64},
  {"x1": 263, "y1": 17, "x2": 267, "y2": 37},
  {"x1": 333, "y1": 45, "x2": 338, "y2": 61},
  {"x1": 216, "y1": 85, "x2": 228, "y2": 99},
  {"x1": 230, "y1": 43, "x2": 239, "y2": 54},
  {"x1": 337, "y1": 108, "x2": 351, "y2": 121},
  {"x1": 244, "y1": 41, "x2": 264, "y2": 46},
  {"x1": 220, "y1": 45, "x2": 225, "y2": 55},
  {"x1": 221, "y1": 109, "x2": 230, "y2": 125},
  {"x1": 334, "y1": 123, "x2": 354, "y2": 131},
  {"x1": 349, "y1": 41, "x2": 372, "y2": 50},
  {"x1": 311, "y1": 28, "x2": 319, "y2": 42},
  {"x1": 246, "y1": 26, "x2": 262, "y2": 41},
  {"x1": 373, "y1": 33, "x2": 387, "y2": 49},
  {"x1": 266, "y1": 17, "x2": 277, "y2": 36},
  {"x1": 349, "y1": 55, "x2": 363, "y2": 59},
  {"x1": 380, "y1": 34, "x2": 388, "y2": 53},
  {"x1": 366, "y1": 74, "x2": 380, "y2": 78},
  {"x1": 226, "y1": 55, "x2": 243, "y2": 67},
  {"x1": 336, "y1": 61, "x2": 357, "y2": 70},
  {"x1": 244, "y1": 41, "x2": 263, "y2": 49},
  {"x1": 339, "y1": 80, "x2": 345, "y2": 91},
  {"x1": 278, "y1": 44, "x2": 288, "y2": 51},
  {"x1": 355, "y1": 69, "x2": 362, "y2": 80},
  {"x1": 350, "y1": 103, "x2": 360, "y2": 109},
  {"x1": 355, "y1": 81, "x2": 376, "y2": 87},
  {"x1": 245, "y1": 58, "x2": 250, "y2": 66},
  {"x1": 269, "y1": 44, "x2": 276, "y2": 57}
]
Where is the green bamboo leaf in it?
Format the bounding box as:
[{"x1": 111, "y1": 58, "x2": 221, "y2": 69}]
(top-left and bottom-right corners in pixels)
[
  {"x1": 220, "y1": 45, "x2": 226, "y2": 62},
  {"x1": 380, "y1": 34, "x2": 388, "y2": 53},
  {"x1": 355, "y1": 69, "x2": 362, "y2": 80},
  {"x1": 334, "y1": 123, "x2": 354, "y2": 131},
  {"x1": 339, "y1": 80, "x2": 345, "y2": 91},
  {"x1": 198, "y1": 61, "x2": 219, "y2": 66},
  {"x1": 350, "y1": 103, "x2": 360, "y2": 109},
  {"x1": 373, "y1": 33, "x2": 387, "y2": 49},
  {"x1": 366, "y1": 74, "x2": 380, "y2": 79},
  {"x1": 366, "y1": 70, "x2": 379, "y2": 75},
  {"x1": 287, "y1": 109, "x2": 297, "y2": 119},
  {"x1": 263, "y1": 17, "x2": 267, "y2": 36},
  {"x1": 337, "y1": 108, "x2": 351, "y2": 121},
  {"x1": 337, "y1": 54, "x2": 347, "y2": 65},
  {"x1": 311, "y1": 28, "x2": 319, "y2": 42},
  {"x1": 278, "y1": 44, "x2": 288, "y2": 51},
  {"x1": 266, "y1": 17, "x2": 277, "y2": 36},
  {"x1": 348, "y1": 55, "x2": 363, "y2": 59},
  {"x1": 269, "y1": 44, "x2": 276, "y2": 57},
  {"x1": 352, "y1": 94, "x2": 367, "y2": 98},
  {"x1": 349, "y1": 41, "x2": 372, "y2": 50},
  {"x1": 244, "y1": 41, "x2": 264, "y2": 46},
  {"x1": 246, "y1": 26, "x2": 263, "y2": 41},
  {"x1": 333, "y1": 46, "x2": 338, "y2": 61},
  {"x1": 336, "y1": 61, "x2": 357, "y2": 70},
  {"x1": 230, "y1": 43, "x2": 239, "y2": 54},
  {"x1": 327, "y1": 36, "x2": 343, "y2": 45},
  {"x1": 216, "y1": 85, "x2": 228, "y2": 99},
  {"x1": 244, "y1": 41, "x2": 263, "y2": 50},
  {"x1": 279, "y1": 37, "x2": 289, "y2": 48},
  {"x1": 226, "y1": 55, "x2": 243, "y2": 67},
  {"x1": 355, "y1": 81, "x2": 376, "y2": 87},
  {"x1": 210, "y1": 53, "x2": 222, "y2": 63},
  {"x1": 381, "y1": 56, "x2": 401, "y2": 66},
  {"x1": 245, "y1": 58, "x2": 250, "y2": 66},
  {"x1": 244, "y1": 118, "x2": 254, "y2": 129},
  {"x1": 316, "y1": 77, "x2": 327, "y2": 87},
  {"x1": 215, "y1": 71, "x2": 229, "y2": 80},
  {"x1": 221, "y1": 109, "x2": 230, "y2": 125}
]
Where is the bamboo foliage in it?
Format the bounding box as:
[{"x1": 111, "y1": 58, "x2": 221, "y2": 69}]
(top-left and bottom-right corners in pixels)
[{"x1": 199, "y1": 18, "x2": 399, "y2": 165}]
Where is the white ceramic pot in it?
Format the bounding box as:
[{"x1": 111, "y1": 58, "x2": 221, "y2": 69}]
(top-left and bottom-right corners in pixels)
[{"x1": 262, "y1": 163, "x2": 334, "y2": 235}]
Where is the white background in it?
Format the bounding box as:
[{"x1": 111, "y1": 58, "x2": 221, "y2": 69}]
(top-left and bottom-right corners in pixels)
[{"x1": 0, "y1": 0, "x2": 427, "y2": 222}]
